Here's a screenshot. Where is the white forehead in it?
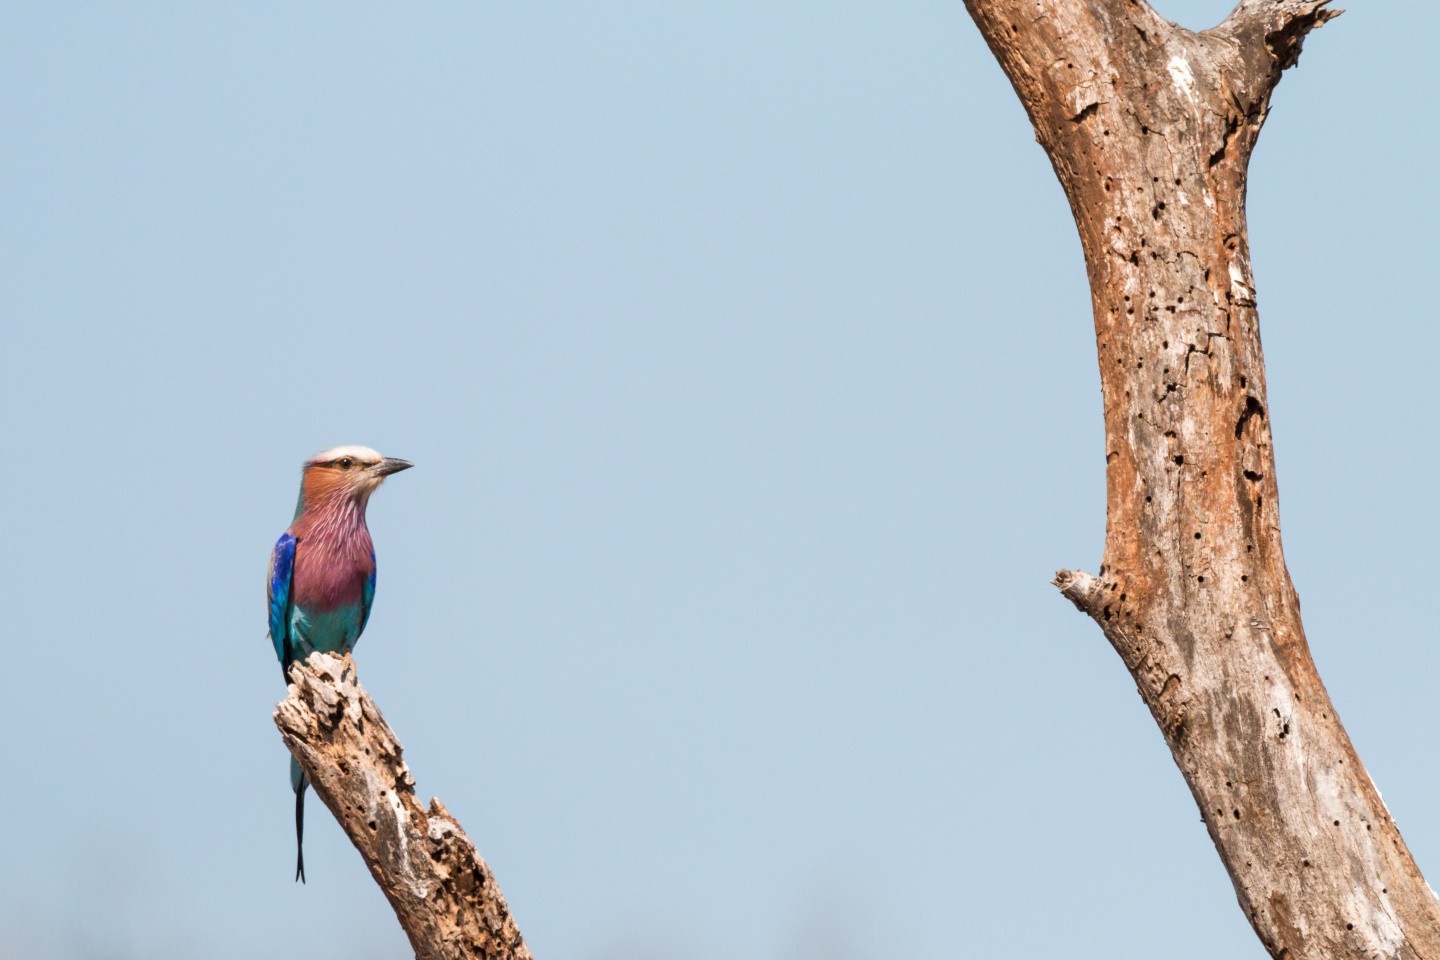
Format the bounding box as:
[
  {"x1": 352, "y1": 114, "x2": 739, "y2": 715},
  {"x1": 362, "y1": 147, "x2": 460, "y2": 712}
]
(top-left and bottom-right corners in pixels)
[{"x1": 308, "y1": 444, "x2": 382, "y2": 464}]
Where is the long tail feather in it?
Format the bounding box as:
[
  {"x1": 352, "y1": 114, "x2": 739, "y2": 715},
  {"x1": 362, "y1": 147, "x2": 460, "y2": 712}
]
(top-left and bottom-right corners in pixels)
[{"x1": 294, "y1": 775, "x2": 307, "y2": 883}]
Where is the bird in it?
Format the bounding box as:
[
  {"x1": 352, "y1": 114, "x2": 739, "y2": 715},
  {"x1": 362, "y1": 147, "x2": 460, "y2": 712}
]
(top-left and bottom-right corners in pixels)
[{"x1": 266, "y1": 445, "x2": 412, "y2": 882}]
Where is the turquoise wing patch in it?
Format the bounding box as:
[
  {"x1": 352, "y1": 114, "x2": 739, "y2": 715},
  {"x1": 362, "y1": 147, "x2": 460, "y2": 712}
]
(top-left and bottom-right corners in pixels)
[{"x1": 358, "y1": 552, "x2": 376, "y2": 638}]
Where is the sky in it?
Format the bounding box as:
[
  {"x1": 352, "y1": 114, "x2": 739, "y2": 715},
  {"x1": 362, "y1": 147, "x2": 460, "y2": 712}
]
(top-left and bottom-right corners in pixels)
[{"x1": 0, "y1": 2, "x2": 1433, "y2": 958}]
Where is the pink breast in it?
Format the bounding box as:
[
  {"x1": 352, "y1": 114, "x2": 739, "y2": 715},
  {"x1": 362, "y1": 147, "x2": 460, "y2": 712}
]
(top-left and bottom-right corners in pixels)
[{"x1": 289, "y1": 520, "x2": 374, "y2": 612}]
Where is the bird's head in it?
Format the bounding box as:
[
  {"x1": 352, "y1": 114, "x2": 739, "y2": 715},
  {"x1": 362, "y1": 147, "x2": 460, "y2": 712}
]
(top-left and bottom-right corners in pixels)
[{"x1": 296, "y1": 445, "x2": 412, "y2": 515}]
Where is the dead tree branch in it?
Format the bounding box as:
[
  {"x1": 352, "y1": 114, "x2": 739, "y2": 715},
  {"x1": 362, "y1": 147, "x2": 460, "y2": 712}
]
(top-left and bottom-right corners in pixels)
[
  {"x1": 275, "y1": 652, "x2": 533, "y2": 960},
  {"x1": 964, "y1": 1, "x2": 1440, "y2": 958}
]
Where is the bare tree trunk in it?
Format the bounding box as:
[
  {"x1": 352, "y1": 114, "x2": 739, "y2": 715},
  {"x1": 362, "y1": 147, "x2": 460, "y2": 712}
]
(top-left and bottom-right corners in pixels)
[
  {"x1": 962, "y1": 1, "x2": 1440, "y2": 956},
  {"x1": 275, "y1": 653, "x2": 533, "y2": 960}
]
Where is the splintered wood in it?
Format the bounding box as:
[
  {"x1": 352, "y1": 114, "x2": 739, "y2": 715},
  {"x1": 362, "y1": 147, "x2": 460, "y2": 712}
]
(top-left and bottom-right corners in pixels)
[{"x1": 276, "y1": 653, "x2": 533, "y2": 960}]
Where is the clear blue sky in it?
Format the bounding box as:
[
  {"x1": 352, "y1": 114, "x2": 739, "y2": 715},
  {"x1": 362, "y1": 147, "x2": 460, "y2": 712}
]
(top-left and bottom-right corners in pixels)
[{"x1": 1, "y1": 3, "x2": 1432, "y2": 958}]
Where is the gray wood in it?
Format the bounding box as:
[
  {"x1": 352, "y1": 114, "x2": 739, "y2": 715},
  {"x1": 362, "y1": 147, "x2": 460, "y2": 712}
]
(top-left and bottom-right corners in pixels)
[{"x1": 275, "y1": 653, "x2": 533, "y2": 960}]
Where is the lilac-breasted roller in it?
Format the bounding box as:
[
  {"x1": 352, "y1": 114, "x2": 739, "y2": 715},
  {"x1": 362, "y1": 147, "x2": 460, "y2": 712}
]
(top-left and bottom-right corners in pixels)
[{"x1": 267, "y1": 445, "x2": 412, "y2": 882}]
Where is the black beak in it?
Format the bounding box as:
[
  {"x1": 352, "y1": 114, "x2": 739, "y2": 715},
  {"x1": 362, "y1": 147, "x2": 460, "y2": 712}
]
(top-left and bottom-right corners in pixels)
[{"x1": 374, "y1": 457, "x2": 414, "y2": 477}]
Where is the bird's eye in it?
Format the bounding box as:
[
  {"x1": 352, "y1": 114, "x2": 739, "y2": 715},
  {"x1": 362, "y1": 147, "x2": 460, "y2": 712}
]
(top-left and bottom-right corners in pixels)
[{"x1": 338, "y1": 458, "x2": 353, "y2": 469}]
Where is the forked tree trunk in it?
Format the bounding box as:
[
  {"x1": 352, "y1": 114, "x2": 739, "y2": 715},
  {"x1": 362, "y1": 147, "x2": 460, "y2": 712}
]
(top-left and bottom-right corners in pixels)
[{"x1": 963, "y1": 1, "x2": 1440, "y2": 957}]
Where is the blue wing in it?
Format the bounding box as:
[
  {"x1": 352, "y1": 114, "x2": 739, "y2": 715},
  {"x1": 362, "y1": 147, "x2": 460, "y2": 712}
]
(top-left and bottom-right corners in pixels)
[
  {"x1": 268, "y1": 533, "x2": 298, "y2": 667},
  {"x1": 358, "y1": 551, "x2": 376, "y2": 639}
]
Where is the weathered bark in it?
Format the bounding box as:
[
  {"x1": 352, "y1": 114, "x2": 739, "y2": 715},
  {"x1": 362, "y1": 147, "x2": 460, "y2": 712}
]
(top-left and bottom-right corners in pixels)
[
  {"x1": 963, "y1": 2, "x2": 1440, "y2": 957},
  {"x1": 275, "y1": 653, "x2": 533, "y2": 960}
]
